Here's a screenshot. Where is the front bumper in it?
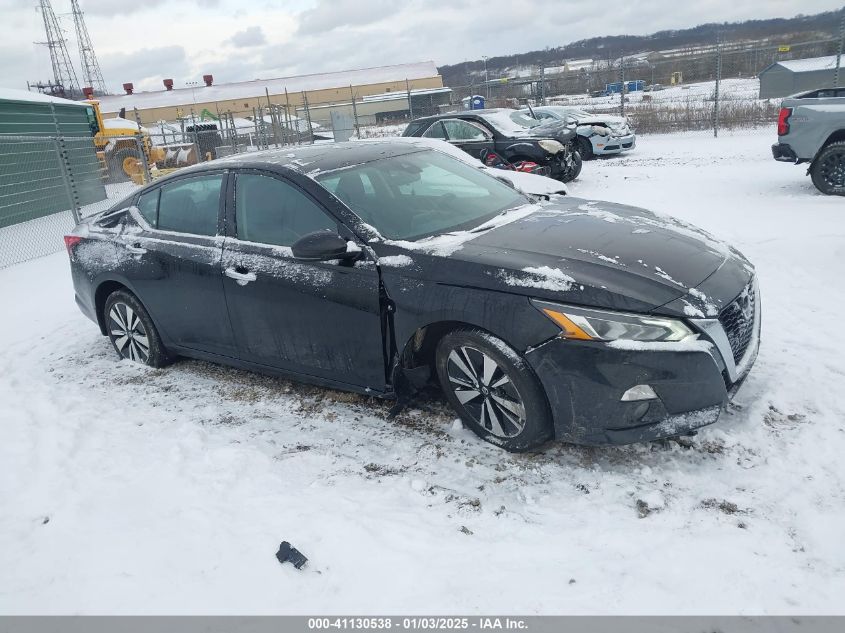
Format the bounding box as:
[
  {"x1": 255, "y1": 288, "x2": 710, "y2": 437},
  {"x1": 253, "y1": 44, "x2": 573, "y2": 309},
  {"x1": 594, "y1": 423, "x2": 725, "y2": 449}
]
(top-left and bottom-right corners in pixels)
[
  {"x1": 772, "y1": 142, "x2": 797, "y2": 162},
  {"x1": 524, "y1": 283, "x2": 761, "y2": 445},
  {"x1": 594, "y1": 133, "x2": 636, "y2": 155}
]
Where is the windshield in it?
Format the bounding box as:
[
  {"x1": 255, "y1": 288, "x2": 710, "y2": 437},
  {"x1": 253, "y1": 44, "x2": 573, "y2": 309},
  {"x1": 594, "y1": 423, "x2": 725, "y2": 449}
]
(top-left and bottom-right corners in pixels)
[
  {"x1": 316, "y1": 149, "x2": 528, "y2": 241},
  {"x1": 508, "y1": 110, "x2": 542, "y2": 128}
]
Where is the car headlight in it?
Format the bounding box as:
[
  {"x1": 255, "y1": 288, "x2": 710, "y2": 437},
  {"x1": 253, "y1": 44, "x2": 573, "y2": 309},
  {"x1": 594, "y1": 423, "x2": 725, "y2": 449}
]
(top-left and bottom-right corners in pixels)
[
  {"x1": 538, "y1": 139, "x2": 564, "y2": 154},
  {"x1": 532, "y1": 300, "x2": 694, "y2": 342}
]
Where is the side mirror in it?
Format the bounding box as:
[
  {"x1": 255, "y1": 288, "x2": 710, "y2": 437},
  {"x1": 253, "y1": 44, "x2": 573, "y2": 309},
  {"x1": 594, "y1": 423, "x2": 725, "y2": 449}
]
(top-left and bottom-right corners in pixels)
[{"x1": 292, "y1": 230, "x2": 360, "y2": 262}]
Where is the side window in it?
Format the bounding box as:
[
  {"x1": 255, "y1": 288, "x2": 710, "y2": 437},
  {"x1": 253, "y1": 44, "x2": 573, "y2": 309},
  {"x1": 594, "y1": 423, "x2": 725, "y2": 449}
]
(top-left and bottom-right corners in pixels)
[
  {"x1": 422, "y1": 121, "x2": 446, "y2": 139},
  {"x1": 235, "y1": 173, "x2": 337, "y2": 247},
  {"x1": 157, "y1": 175, "x2": 223, "y2": 236},
  {"x1": 442, "y1": 119, "x2": 490, "y2": 142},
  {"x1": 136, "y1": 189, "x2": 159, "y2": 227}
]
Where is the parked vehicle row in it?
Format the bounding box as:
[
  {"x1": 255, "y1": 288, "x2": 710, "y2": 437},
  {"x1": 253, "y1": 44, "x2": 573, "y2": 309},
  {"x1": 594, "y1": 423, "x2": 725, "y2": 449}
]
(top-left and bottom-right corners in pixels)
[{"x1": 66, "y1": 139, "x2": 760, "y2": 452}]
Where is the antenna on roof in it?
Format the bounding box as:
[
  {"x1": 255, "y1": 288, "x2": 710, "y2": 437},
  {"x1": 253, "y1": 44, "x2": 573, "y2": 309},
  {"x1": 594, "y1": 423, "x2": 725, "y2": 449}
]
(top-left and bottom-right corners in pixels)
[{"x1": 70, "y1": 0, "x2": 108, "y2": 96}]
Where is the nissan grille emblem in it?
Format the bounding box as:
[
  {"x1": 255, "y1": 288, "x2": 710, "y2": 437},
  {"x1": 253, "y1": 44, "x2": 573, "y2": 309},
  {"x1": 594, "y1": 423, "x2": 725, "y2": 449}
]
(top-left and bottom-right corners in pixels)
[{"x1": 737, "y1": 287, "x2": 754, "y2": 321}]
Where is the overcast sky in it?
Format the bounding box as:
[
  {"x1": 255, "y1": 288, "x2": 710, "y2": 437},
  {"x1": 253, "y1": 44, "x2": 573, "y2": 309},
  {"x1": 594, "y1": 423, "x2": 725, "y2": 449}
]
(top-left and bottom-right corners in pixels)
[{"x1": 0, "y1": 0, "x2": 842, "y2": 93}]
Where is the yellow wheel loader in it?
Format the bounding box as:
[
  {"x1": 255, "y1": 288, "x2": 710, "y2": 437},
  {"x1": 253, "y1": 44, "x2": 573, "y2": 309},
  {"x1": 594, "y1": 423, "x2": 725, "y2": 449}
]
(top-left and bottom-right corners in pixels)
[{"x1": 84, "y1": 101, "x2": 199, "y2": 183}]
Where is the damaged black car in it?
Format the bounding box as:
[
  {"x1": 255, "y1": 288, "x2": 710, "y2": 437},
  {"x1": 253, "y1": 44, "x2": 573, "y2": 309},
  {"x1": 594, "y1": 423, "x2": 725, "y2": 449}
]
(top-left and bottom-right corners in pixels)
[
  {"x1": 65, "y1": 140, "x2": 760, "y2": 451},
  {"x1": 403, "y1": 109, "x2": 583, "y2": 183}
]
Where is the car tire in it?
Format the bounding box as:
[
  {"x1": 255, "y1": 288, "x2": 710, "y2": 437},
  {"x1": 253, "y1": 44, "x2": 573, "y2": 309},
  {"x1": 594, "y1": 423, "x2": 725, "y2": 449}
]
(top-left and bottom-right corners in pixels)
[
  {"x1": 810, "y1": 141, "x2": 845, "y2": 196},
  {"x1": 577, "y1": 136, "x2": 594, "y2": 160},
  {"x1": 435, "y1": 329, "x2": 553, "y2": 452},
  {"x1": 103, "y1": 289, "x2": 171, "y2": 367},
  {"x1": 559, "y1": 147, "x2": 582, "y2": 182}
]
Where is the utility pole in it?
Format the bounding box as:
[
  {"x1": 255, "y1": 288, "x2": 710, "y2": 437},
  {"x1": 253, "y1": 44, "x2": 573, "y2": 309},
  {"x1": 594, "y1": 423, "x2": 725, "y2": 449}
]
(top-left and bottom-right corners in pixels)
[
  {"x1": 539, "y1": 66, "x2": 546, "y2": 105},
  {"x1": 70, "y1": 0, "x2": 107, "y2": 95},
  {"x1": 405, "y1": 78, "x2": 414, "y2": 120},
  {"x1": 714, "y1": 34, "x2": 722, "y2": 138},
  {"x1": 33, "y1": 0, "x2": 80, "y2": 99},
  {"x1": 619, "y1": 56, "x2": 625, "y2": 118},
  {"x1": 835, "y1": 10, "x2": 844, "y2": 87}
]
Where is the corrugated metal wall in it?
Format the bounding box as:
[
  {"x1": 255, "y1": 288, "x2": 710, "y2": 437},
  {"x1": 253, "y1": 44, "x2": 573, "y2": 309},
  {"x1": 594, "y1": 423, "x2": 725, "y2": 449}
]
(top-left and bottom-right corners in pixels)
[
  {"x1": 760, "y1": 67, "x2": 838, "y2": 99},
  {"x1": 0, "y1": 97, "x2": 106, "y2": 227}
]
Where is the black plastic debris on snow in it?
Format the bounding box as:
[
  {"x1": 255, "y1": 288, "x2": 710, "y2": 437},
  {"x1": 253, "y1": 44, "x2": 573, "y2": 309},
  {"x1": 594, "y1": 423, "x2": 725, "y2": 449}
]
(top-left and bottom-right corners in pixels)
[{"x1": 276, "y1": 541, "x2": 308, "y2": 570}]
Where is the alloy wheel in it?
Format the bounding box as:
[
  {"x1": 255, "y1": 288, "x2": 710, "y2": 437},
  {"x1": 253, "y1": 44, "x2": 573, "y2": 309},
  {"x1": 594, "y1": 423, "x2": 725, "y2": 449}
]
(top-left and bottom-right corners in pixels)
[
  {"x1": 108, "y1": 301, "x2": 150, "y2": 363},
  {"x1": 819, "y1": 150, "x2": 845, "y2": 188},
  {"x1": 446, "y1": 345, "x2": 526, "y2": 438}
]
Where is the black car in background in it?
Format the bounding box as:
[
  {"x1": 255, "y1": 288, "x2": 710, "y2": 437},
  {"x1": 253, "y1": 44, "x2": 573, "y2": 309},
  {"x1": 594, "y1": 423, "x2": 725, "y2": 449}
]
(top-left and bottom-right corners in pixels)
[
  {"x1": 403, "y1": 108, "x2": 583, "y2": 182},
  {"x1": 65, "y1": 140, "x2": 760, "y2": 451}
]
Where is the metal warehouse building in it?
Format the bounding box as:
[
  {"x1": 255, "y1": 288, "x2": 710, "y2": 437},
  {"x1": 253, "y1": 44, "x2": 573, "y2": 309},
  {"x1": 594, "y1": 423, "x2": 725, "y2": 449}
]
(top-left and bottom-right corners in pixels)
[
  {"x1": 0, "y1": 89, "x2": 105, "y2": 228},
  {"x1": 95, "y1": 61, "x2": 448, "y2": 126},
  {"x1": 758, "y1": 55, "x2": 841, "y2": 99}
]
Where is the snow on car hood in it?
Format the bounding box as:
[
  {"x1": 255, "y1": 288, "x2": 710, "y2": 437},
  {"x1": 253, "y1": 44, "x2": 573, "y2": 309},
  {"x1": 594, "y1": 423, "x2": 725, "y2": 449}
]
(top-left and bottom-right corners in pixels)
[{"x1": 375, "y1": 196, "x2": 751, "y2": 315}]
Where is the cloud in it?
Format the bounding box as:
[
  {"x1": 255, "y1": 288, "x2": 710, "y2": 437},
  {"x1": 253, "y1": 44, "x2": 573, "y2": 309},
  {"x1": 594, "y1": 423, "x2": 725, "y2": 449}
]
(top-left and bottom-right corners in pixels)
[
  {"x1": 0, "y1": 0, "x2": 842, "y2": 93},
  {"x1": 98, "y1": 45, "x2": 190, "y2": 91},
  {"x1": 73, "y1": 0, "x2": 219, "y2": 16},
  {"x1": 296, "y1": 0, "x2": 401, "y2": 35},
  {"x1": 72, "y1": 0, "x2": 169, "y2": 16},
  {"x1": 228, "y1": 26, "x2": 266, "y2": 48}
]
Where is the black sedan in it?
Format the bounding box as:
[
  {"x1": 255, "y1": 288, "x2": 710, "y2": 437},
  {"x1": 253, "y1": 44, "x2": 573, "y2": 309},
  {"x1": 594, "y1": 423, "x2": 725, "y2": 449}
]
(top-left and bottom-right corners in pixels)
[
  {"x1": 65, "y1": 140, "x2": 760, "y2": 451},
  {"x1": 403, "y1": 108, "x2": 583, "y2": 183}
]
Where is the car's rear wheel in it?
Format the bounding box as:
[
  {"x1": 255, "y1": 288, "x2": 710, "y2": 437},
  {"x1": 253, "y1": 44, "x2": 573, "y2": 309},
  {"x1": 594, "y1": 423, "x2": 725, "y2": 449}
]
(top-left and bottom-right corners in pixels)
[
  {"x1": 810, "y1": 141, "x2": 845, "y2": 196},
  {"x1": 435, "y1": 329, "x2": 553, "y2": 451},
  {"x1": 104, "y1": 289, "x2": 170, "y2": 367}
]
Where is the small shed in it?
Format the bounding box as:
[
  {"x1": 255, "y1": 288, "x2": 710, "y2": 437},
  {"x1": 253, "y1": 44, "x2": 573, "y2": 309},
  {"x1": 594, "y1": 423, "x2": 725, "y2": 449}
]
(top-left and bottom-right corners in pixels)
[
  {"x1": 0, "y1": 89, "x2": 106, "y2": 228},
  {"x1": 758, "y1": 56, "x2": 841, "y2": 99}
]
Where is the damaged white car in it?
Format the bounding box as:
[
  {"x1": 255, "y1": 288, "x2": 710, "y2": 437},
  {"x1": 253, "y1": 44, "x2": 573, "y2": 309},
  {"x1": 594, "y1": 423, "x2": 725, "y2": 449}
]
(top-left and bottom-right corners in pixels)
[{"x1": 530, "y1": 105, "x2": 636, "y2": 160}]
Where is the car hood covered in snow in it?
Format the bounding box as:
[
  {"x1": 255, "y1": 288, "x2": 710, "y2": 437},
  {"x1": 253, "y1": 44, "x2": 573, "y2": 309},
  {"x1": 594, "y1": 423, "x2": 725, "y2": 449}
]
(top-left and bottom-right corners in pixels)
[{"x1": 375, "y1": 197, "x2": 752, "y2": 316}]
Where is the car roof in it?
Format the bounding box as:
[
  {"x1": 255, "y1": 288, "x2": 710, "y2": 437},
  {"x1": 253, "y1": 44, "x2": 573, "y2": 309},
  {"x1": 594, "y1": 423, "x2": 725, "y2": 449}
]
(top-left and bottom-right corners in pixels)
[
  {"x1": 178, "y1": 140, "x2": 430, "y2": 177},
  {"x1": 413, "y1": 108, "x2": 513, "y2": 122}
]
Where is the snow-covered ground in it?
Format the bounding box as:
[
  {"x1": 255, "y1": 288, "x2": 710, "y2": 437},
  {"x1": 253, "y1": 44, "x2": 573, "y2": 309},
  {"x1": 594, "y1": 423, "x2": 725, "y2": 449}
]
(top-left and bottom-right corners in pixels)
[
  {"x1": 2, "y1": 129, "x2": 845, "y2": 615},
  {"x1": 550, "y1": 77, "x2": 764, "y2": 111}
]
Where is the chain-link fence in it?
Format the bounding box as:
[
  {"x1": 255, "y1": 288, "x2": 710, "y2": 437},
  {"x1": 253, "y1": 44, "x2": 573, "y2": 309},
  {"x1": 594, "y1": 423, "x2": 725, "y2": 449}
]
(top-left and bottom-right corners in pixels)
[
  {"x1": 139, "y1": 82, "x2": 449, "y2": 156},
  {"x1": 0, "y1": 133, "x2": 142, "y2": 268},
  {"x1": 446, "y1": 37, "x2": 843, "y2": 135},
  {"x1": 3, "y1": 33, "x2": 843, "y2": 270}
]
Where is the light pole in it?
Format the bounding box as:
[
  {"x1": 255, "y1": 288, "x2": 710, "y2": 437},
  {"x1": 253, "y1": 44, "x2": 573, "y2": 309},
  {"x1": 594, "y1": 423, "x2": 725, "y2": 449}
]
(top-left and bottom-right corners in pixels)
[
  {"x1": 482, "y1": 55, "x2": 489, "y2": 101},
  {"x1": 186, "y1": 80, "x2": 199, "y2": 109}
]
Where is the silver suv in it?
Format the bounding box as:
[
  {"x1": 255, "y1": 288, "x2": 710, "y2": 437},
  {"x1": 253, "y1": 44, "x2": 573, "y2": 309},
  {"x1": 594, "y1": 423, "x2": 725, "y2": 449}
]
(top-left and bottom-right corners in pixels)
[{"x1": 772, "y1": 87, "x2": 845, "y2": 196}]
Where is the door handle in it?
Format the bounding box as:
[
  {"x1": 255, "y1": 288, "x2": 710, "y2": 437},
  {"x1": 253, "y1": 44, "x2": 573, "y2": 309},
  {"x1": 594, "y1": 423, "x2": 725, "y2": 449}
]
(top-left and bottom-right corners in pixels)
[
  {"x1": 125, "y1": 242, "x2": 147, "y2": 255},
  {"x1": 225, "y1": 267, "x2": 257, "y2": 285}
]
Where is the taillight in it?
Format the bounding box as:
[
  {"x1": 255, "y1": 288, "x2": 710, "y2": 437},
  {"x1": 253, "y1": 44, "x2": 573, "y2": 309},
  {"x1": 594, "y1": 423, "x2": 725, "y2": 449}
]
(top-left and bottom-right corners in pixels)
[
  {"x1": 64, "y1": 235, "x2": 83, "y2": 255},
  {"x1": 777, "y1": 107, "x2": 792, "y2": 136}
]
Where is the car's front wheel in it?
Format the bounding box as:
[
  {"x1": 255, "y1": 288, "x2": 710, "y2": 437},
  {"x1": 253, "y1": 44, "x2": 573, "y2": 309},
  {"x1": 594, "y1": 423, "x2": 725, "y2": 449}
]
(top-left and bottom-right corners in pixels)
[
  {"x1": 577, "y1": 136, "x2": 595, "y2": 160},
  {"x1": 104, "y1": 289, "x2": 170, "y2": 367},
  {"x1": 435, "y1": 329, "x2": 553, "y2": 451},
  {"x1": 559, "y1": 147, "x2": 582, "y2": 182},
  {"x1": 810, "y1": 141, "x2": 845, "y2": 196}
]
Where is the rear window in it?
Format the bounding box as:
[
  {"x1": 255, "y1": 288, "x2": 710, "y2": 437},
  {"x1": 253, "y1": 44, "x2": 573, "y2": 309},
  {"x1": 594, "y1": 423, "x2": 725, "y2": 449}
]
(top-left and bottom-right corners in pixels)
[{"x1": 403, "y1": 120, "x2": 430, "y2": 137}]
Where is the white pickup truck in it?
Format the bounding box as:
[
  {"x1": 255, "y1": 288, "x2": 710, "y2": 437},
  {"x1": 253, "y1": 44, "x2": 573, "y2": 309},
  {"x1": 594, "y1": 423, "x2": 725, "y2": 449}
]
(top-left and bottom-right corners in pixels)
[{"x1": 771, "y1": 86, "x2": 845, "y2": 196}]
